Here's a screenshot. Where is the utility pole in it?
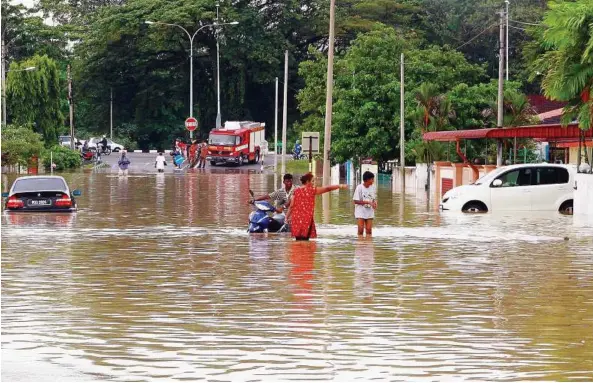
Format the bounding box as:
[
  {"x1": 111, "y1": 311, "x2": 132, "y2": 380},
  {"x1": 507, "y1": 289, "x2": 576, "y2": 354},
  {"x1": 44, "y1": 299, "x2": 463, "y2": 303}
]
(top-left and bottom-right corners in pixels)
[
  {"x1": 2, "y1": 38, "x2": 7, "y2": 126},
  {"x1": 68, "y1": 64, "x2": 74, "y2": 150},
  {"x1": 505, "y1": 0, "x2": 509, "y2": 81},
  {"x1": 496, "y1": 9, "x2": 505, "y2": 166},
  {"x1": 281, "y1": 50, "x2": 288, "y2": 175},
  {"x1": 110, "y1": 87, "x2": 113, "y2": 139},
  {"x1": 274, "y1": 77, "x2": 278, "y2": 171},
  {"x1": 400, "y1": 53, "x2": 405, "y2": 192},
  {"x1": 322, "y1": 0, "x2": 336, "y2": 186},
  {"x1": 215, "y1": 2, "x2": 222, "y2": 129}
]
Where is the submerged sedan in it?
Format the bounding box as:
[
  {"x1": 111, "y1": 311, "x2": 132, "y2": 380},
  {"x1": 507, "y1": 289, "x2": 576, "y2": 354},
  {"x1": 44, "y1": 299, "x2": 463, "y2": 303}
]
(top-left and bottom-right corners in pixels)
[{"x1": 2, "y1": 176, "x2": 81, "y2": 212}]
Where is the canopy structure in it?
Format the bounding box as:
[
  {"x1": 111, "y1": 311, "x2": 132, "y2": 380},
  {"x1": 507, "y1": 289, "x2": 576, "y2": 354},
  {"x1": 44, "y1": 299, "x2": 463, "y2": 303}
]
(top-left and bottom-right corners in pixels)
[{"x1": 423, "y1": 123, "x2": 591, "y2": 142}]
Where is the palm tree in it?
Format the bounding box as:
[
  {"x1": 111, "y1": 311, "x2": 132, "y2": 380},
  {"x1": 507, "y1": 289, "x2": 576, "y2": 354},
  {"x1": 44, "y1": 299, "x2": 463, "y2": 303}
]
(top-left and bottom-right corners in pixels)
[
  {"x1": 532, "y1": 0, "x2": 593, "y2": 171},
  {"x1": 409, "y1": 83, "x2": 454, "y2": 189}
]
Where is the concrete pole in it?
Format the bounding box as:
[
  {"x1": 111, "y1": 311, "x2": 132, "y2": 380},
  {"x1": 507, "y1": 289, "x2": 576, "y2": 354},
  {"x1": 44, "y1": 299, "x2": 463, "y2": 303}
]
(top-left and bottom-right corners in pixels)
[
  {"x1": 68, "y1": 64, "x2": 74, "y2": 150},
  {"x1": 322, "y1": 0, "x2": 336, "y2": 186},
  {"x1": 110, "y1": 87, "x2": 113, "y2": 139},
  {"x1": 274, "y1": 77, "x2": 278, "y2": 170},
  {"x1": 1, "y1": 38, "x2": 6, "y2": 126},
  {"x1": 496, "y1": 10, "x2": 505, "y2": 166},
  {"x1": 189, "y1": 37, "x2": 194, "y2": 140},
  {"x1": 281, "y1": 50, "x2": 288, "y2": 175},
  {"x1": 215, "y1": 4, "x2": 221, "y2": 129},
  {"x1": 400, "y1": 53, "x2": 405, "y2": 192},
  {"x1": 505, "y1": 0, "x2": 509, "y2": 81}
]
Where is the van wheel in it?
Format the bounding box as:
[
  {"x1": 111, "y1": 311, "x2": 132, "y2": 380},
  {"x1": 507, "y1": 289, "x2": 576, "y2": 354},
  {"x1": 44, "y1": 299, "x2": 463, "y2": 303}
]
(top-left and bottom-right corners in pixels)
[
  {"x1": 559, "y1": 200, "x2": 573, "y2": 215},
  {"x1": 462, "y1": 201, "x2": 488, "y2": 213}
]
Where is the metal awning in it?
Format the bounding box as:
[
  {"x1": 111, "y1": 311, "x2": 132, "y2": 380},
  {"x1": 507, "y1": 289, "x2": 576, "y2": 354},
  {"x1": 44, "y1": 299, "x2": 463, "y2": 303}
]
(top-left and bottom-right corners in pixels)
[{"x1": 423, "y1": 123, "x2": 591, "y2": 142}]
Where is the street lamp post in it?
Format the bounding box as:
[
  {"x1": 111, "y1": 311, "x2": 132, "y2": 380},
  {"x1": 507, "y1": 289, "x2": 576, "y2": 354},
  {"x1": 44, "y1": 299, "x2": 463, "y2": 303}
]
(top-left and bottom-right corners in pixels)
[
  {"x1": 2, "y1": 66, "x2": 36, "y2": 125},
  {"x1": 146, "y1": 19, "x2": 238, "y2": 139}
]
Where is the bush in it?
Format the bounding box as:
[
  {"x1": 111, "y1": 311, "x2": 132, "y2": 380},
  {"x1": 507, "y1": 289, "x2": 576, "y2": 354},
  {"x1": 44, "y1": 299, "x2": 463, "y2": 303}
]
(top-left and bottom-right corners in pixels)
[
  {"x1": 113, "y1": 136, "x2": 138, "y2": 151},
  {"x1": 1, "y1": 124, "x2": 44, "y2": 167},
  {"x1": 41, "y1": 145, "x2": 82, "y2": 170}
]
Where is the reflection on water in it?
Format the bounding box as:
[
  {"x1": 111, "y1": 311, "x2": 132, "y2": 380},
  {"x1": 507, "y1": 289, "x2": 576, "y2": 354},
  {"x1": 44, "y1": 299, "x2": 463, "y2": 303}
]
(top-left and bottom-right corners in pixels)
[{"x1": 2, "y1": 172, "x2": 593, "y2": 381}]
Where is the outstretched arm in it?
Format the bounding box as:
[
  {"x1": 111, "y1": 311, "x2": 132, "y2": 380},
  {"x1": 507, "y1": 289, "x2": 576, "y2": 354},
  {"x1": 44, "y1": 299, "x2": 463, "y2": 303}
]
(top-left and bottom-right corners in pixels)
[{"x1": 315, "y1": 184, "x2": 348, "y2": 195}]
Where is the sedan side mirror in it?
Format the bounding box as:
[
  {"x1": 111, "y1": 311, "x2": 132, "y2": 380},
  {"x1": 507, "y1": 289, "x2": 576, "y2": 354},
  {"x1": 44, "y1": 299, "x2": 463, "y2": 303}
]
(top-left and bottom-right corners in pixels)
[
  {"x1": 492, "y1": 179, "x2": 503, "y2": 188},
  {"x1": 72, "y1": 189, "x2": 82, "y2": 196},
  {"x1": 1, "y1": 192, "x2": 9, "y2": 198}
]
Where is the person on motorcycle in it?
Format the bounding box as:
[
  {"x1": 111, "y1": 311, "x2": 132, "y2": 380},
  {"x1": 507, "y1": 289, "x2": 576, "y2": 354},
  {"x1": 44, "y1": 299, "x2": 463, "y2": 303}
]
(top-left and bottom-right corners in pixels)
[
  {"x1": 293, "y1": 140, "x2": 302, "y2": 160},
  {"x1": 100, "y1": 135, "x2": 108, "y2": 154},
  {"x1": 82, "y1": 141, "x2": 89, "y2": 152},
  {"x1": 250, "y1": 173, "x2": 296, "y2": 213}
]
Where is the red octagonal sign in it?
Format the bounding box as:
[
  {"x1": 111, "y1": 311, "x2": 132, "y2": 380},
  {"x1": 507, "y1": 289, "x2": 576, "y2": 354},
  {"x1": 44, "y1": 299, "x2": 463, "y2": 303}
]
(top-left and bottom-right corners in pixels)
[{"x1": 185, "y1": 117, "x2": 198, "y2": 132}]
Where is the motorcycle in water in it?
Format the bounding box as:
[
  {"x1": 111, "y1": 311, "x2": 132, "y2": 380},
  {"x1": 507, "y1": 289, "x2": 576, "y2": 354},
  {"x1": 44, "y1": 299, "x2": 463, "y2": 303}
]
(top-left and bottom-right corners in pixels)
[{"x1": 247, "y1": 190, "x2": 288, "y2": 233}]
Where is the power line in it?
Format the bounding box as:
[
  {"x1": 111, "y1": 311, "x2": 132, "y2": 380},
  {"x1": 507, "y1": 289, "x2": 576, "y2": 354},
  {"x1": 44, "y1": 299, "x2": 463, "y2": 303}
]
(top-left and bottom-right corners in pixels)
[
  {"x1": 508, "y1": 25, "x2": 527, "y2": 31},
  {"x1": 509, "y1": 19, "x2": 541, "y2": 26},
  {"x1": 455, "y1": 23, "x2": 499, "y2": 50}
]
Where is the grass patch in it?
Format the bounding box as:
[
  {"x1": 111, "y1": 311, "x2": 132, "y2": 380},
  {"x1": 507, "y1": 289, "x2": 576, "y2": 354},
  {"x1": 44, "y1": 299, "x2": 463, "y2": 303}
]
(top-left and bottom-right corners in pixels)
[{"x1": 276, "y1": 159, "x2": 313, "y2": 174}]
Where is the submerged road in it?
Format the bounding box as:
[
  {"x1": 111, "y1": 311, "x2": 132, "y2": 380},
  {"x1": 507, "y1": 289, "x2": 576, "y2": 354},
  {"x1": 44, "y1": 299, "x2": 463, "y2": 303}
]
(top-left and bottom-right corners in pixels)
[
  {"x1": 100, "y1": 151, "x2": 290, "y2": 174},
  {"x1": 2, "y1": 170, "x2": 592, "y2": 381}
]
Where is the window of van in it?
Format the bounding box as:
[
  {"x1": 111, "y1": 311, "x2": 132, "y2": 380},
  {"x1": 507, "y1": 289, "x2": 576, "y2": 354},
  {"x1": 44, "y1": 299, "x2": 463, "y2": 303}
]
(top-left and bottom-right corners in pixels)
[{"x1": 536, "y1": 167, "x2": 569, "y2": 185}]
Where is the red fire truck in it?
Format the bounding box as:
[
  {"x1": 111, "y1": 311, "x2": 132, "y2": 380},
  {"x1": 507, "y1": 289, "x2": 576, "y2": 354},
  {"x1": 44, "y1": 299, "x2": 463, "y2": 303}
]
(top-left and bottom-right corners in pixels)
[{"x1": 207, "y1": 121, "x2": 266, "y2": 166}]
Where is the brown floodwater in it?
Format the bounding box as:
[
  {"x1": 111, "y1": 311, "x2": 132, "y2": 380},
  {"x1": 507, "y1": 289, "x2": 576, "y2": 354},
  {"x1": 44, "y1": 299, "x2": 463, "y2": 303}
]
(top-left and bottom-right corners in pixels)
[{"x1": 2, "y1": 170, "x2": 592, "y2": 381}]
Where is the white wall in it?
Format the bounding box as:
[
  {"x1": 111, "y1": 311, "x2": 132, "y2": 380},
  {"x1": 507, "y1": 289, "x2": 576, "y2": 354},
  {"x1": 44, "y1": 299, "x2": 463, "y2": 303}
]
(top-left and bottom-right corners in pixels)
[
  {"x1": 574, "y1": 173, "x2": 593, "y2": 227},
  {"x1": 392, "y1": 164, "x2": 435, "y2": 195}
]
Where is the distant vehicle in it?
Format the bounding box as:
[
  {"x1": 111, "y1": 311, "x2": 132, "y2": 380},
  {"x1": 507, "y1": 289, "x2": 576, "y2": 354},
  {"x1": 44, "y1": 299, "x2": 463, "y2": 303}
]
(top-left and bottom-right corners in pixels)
[
  {"x1": 207, "y1": 121, "x2": 265, "y2": 166},
  {"x1": 439, "y1": 164, "x2": 575, "y2": 214},
  {"x1": 2, "y1": 176, "x2": 82, "y2": 213},
  {"x1": 87, "y1": 137, "x2": 124, "y2": 152},
  {"x1": 59, "y1": 135, "x2": 85, "y2": 148}
]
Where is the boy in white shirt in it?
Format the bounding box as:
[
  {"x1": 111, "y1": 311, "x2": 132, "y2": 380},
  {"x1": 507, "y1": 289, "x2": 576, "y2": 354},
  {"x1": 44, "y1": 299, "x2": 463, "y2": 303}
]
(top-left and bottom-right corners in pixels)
[{"x1": 353, "y1": 171, "x2": 377, "y2": 237}]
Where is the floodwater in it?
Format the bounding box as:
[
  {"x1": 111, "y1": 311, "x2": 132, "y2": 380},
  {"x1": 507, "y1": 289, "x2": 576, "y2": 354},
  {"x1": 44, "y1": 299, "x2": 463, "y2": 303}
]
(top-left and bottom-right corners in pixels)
[{"x1": 2, "y1": 170, "x2": 592, "y2": 382}]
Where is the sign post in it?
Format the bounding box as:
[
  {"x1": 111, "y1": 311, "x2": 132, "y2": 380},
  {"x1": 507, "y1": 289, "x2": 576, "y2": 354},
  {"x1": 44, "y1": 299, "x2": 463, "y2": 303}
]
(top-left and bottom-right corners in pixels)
[
  {"x1": 185, "y1": 117, "x2": 198, "y2": 139},
  {"x1": 302, "y1": 132, "x2": 320, "y2": 173}
]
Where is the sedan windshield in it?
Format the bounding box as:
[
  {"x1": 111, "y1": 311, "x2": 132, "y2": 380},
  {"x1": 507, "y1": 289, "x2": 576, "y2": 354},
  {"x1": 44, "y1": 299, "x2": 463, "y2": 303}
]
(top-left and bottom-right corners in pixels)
[
  {"x1": 12, "y1": 178, "x2": 67, "y2": 193},
  {"x1": 209, "y1": 134, "x2": 238, "y2": 146}
]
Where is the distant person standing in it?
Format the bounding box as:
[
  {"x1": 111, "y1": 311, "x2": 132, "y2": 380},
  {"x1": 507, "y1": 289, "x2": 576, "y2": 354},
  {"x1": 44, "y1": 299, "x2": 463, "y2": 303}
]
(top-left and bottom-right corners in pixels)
[
  {"x1": 155, "y1": 152, "x2": 167, "y2": 173},
  {"x1": 118, "y1": 150, "x2": 131, "y2": 176},
  {"x1": 353, "y1": 171, "x2": 377, "y2": 237},
  {"x1": 260, "y1": 139, "x2": 268, "y2": 171},
  {"x1": 199, "y1": 141, "x2": 209, "y2": 168}
]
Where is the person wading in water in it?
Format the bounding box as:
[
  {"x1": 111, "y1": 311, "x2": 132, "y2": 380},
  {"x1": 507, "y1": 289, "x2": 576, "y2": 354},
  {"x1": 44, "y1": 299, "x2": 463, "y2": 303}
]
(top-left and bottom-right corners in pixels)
[{"x1": 287, "y1": 172, "x2": 347, "y2": 241}]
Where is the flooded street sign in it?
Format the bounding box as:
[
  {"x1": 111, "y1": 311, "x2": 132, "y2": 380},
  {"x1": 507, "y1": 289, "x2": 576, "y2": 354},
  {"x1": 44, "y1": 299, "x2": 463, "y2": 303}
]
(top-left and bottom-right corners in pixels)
[{"x1": 1, "y1": 171, "x2": 592, "y2": 381}]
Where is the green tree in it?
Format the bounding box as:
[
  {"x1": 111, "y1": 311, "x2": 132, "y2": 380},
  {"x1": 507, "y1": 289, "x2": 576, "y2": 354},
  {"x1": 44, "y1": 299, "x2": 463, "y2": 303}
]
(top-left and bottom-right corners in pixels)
[
  {"x1": 530, "y1": 0, "x2": 593, "y2": 170},
  {"x1": 1, "y1": 124, "x2": 45, "y2": 167},
  {"x1": 297, "y1": 25, "x2": 486, "y2": 164},
  {"x1": 1, "y1": 2, "x2": 69, "y2": 63},
  {"x1": 7, "y1": 55, "x2": 65, "y2": 145}
]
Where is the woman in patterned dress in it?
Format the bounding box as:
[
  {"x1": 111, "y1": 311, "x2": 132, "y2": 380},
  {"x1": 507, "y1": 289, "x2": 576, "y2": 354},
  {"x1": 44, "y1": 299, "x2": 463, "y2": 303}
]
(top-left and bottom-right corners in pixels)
[{"x1": 287, "y1": 172, "x2": 348, "y2": 240}]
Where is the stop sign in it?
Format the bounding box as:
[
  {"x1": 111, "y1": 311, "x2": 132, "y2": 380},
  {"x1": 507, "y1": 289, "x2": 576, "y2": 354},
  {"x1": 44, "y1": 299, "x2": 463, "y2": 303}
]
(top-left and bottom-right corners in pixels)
[{"x1": 185, "y1": 117, "x2": 198, "y2": 132}]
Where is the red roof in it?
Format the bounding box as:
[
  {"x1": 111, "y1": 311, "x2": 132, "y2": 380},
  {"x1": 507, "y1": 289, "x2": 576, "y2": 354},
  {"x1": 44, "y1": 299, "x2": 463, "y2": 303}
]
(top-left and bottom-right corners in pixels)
[
  {"x1": 423, "y1": 123, "x2": 592, "y2": 142},
  {"x1": 527, "y1": 95, "x2": 567, "y2": 114}
]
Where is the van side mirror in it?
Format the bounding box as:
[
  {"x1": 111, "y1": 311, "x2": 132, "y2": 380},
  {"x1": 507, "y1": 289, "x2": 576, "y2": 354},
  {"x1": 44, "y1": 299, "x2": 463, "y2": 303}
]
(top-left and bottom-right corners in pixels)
[
  {"x1": 492, "y1": 179, "x2": 503, "y2": 187},
  {"x1": 1, "y1": 192, "x2": 8, "y2": 198},
  {"x1": 72, "y1": 189, "x2": 82, "y2": 196}
]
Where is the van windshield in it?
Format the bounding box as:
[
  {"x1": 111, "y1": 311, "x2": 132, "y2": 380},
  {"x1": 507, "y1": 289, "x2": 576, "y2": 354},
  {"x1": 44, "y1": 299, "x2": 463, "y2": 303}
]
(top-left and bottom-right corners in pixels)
[{"x1": 209, "y1": 134, "x2": 239, "y2": 146}]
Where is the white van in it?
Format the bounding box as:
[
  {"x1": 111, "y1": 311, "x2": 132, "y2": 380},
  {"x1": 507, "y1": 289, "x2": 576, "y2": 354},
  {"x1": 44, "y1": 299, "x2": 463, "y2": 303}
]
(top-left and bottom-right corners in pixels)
[{"x1": 440, "y1": 164, "x2": 575, "y2": 214}]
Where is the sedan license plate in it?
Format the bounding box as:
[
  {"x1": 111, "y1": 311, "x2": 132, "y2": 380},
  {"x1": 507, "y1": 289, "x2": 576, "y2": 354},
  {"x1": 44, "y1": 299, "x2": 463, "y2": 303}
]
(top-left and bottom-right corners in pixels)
[{"x1": 28, "y1": 199, "x2": 52, "y2": 207}]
